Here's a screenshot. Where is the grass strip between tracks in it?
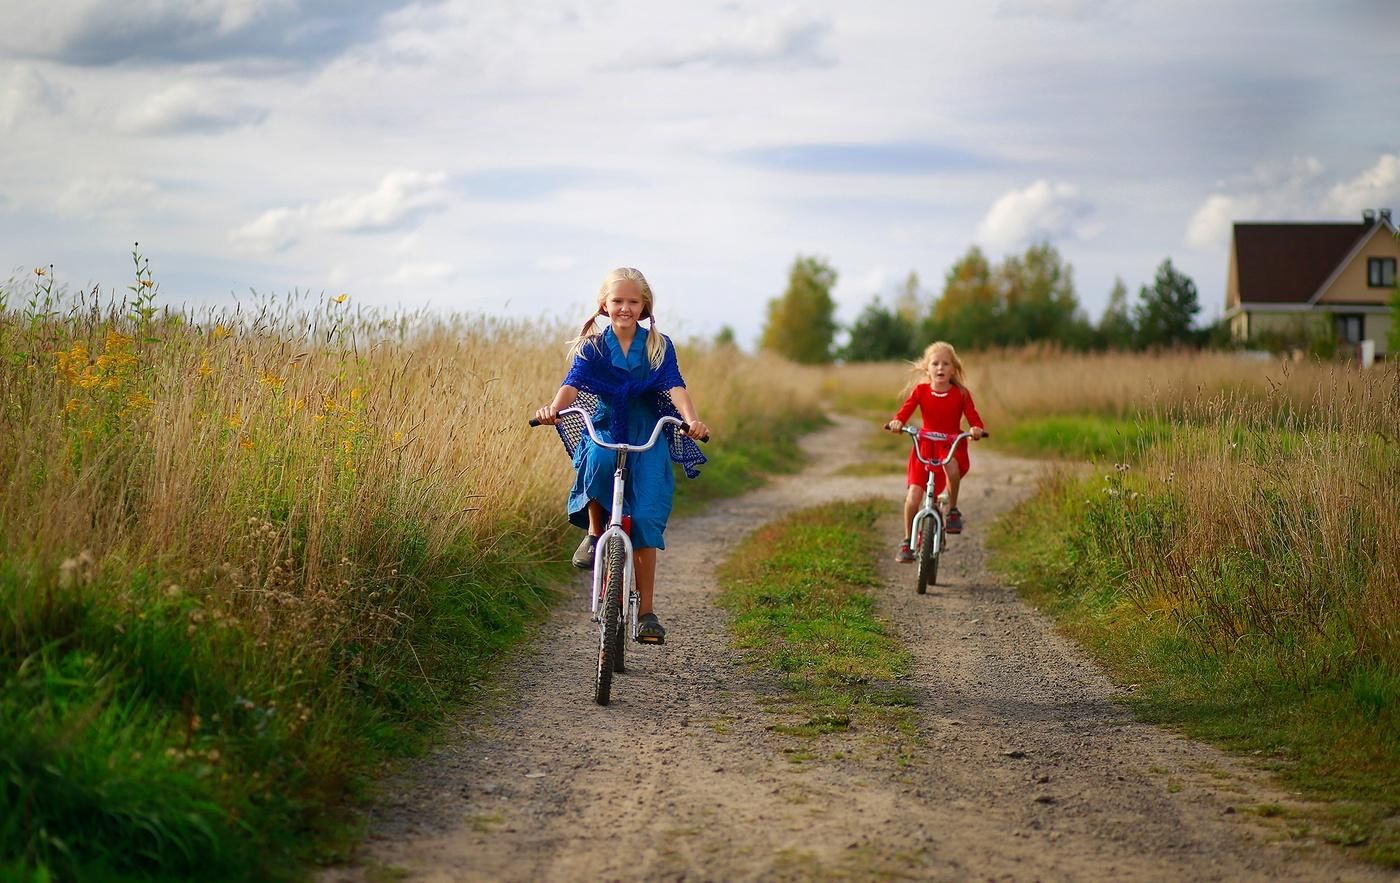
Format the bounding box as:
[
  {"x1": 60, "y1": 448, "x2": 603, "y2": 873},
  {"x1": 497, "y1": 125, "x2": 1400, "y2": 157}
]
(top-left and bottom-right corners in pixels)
[{"x1": 717, "y1": 499, "x2": 917, "y2": 761}]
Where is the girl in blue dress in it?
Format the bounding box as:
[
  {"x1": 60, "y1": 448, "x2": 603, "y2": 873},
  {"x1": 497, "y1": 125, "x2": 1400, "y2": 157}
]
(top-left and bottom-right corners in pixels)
[{"x1": 534, "y1": 268, "x2": 709, "y2": 644}]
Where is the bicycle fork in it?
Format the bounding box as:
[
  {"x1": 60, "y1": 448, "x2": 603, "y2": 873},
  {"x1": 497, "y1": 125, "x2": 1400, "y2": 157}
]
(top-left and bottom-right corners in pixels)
[
  {"x1": 590, "y1": 455, "x2": 638, "y2": 639},
  {"x1": 910, "y1": 480, "x2": 947, "y2": 558}
]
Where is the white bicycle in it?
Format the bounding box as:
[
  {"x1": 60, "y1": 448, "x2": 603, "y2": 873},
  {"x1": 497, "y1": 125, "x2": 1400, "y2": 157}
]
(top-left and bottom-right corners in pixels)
[
  {"x1": 531, "y1": 406, "x2": 704, "y2": 706},
  {"x1": 897, "y1": 428, "x2": 985, "y2": 594}
]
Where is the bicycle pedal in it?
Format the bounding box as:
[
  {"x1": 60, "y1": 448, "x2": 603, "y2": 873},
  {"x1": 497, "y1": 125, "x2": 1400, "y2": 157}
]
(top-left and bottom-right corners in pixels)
[{"x1": 635, "y1": 635, "x2": 664, "y2": 645}]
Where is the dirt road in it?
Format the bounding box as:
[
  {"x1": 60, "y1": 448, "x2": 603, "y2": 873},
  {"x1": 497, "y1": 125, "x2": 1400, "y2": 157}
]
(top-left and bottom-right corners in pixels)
[{"x1": 324, "y1": 414, "x2": 1382, "y2": 882}]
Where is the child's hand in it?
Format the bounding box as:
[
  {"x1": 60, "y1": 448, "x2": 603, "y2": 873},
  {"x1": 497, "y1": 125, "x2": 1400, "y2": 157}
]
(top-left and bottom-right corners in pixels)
[
  {"x1": 685, "y1": 419, "x2": 709, "y2": 440},
  {"x1": 885, "y1": 419, "x2": 903, "y2": 432},
  {"x1": 971, "y1": 426, "x2": 985, "y2": 440},
  {"x1": 534, "y1": 406, "x2": 558, "y2": 426}
]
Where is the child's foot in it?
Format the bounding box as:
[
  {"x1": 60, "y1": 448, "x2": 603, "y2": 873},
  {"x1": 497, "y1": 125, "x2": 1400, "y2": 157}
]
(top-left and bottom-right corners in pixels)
[
  {"x1": 572, "y1": 534, "x2": 598, "y2": 568},
  {"x1": 896, "y1": 540, "x2": 915, "y2": 563},
  {"x1": 946, "y1": 509, "x2": 963, "y2": 534},
  {"x1": 636, "y1": 612, "x2": 666, "y2": 644}
]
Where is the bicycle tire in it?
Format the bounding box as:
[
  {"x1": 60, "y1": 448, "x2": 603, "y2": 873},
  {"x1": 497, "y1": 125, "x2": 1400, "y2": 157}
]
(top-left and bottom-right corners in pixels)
[
  {"x1": 916, "y1": 516, "x2": 938, "y2": 594},
  {"x1": 594, "y1": 536, "x2": 625, "y2": 705},
  {"x1": 613, "y1": 596, "x2": 627, "y2": 673}
]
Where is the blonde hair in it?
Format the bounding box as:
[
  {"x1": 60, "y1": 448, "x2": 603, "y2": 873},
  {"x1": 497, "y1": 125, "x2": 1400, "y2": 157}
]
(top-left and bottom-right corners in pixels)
[
  {"x1": 566, "y1": 267, "x2": 667, "y2": 369},
  {"x1": 910, "y1": 340, "x2": 969, "y2": 390}
]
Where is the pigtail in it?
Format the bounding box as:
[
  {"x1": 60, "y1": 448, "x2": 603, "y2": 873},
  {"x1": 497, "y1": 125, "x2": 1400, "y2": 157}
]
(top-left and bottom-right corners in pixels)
[
  {"x1": 646, "y1": 315, "x2": 666, "y2": 369},
  {"x1": 565, "y1": 306, "x2": 606, "y2": 362}
]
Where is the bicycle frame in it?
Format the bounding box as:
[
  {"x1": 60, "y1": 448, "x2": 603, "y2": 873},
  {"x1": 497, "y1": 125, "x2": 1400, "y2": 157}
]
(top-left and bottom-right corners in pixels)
[
  {"x1": 556, "y1": 406, "x2": 685, "y2": 641},
  {"x1": 902, "y1": 428, "x2": 975, "y2": 556}
]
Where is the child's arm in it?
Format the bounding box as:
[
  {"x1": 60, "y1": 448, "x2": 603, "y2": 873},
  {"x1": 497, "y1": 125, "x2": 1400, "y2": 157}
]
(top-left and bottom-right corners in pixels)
[
  {"x1": 962, "y1": 390, "x2": 986, "y2": 439},
  {"x1": 668, "y1": 387, "x2": 709, "y2": 440},
  {"x1": 534, "y1": 385, "x2": 580, "y2": 425},
  {"x1": 885, "y1": 385, "x2": 923, "y2": 432}
]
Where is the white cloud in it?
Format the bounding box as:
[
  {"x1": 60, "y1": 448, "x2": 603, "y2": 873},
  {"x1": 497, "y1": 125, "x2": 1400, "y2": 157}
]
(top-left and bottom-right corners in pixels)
[
  {"x1": 642, "y1": 6, "x2": 834, "y2": 69},
  {"x1": 1183, "y1": 155, "x2": 1400, "y2": 249},
  {"x1": 1326, "y1": 154, "x2": 1400, "y2": 215},
  {"x1": 384, "y1": 261, "x2": 454, "y2": 286},
  {"x1": 55, "y1": 177, "x2": 161, "y2": 215},
  {"x1": 0, "y1": 66, "x2": 72, "y2": 128},
  {"x1": 229, "y1": 170, "x2": 451, "y2": 253},
  {"x1": 315, "y1": 171, "x2": 450, "y2": 233},
  {"x1": 976, "y1": 180, "x2": 1096, "y2": 252},
  {"x1": 124, "y1": 83, "x2": 267, "y2": 135}
]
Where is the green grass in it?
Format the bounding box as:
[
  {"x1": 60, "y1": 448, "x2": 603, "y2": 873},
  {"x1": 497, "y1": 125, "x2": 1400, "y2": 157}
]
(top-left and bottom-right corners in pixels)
[
  {"x1": 992, "y1": 414, "x2": 1171, "y2": 461},
  {"x1": 0, "y1": 539, "x2": 565, "y2": 882},
  {"x1": 989, "y1": 471, "x2": 1400, "y2": 868},
  {"x1": 717, "y1": 500, "x2": 916, "y2": 752}
]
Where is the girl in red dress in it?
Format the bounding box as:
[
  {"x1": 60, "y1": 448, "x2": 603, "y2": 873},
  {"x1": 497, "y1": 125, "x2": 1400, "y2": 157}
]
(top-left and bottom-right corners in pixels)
[{"x1": 884, "y1": 341, "x2": 986, "y2": 563}]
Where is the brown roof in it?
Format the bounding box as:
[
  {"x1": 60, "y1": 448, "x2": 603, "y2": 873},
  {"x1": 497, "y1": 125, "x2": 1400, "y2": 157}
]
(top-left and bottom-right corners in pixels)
[{"x1": 1233, "y1": 222, "x2": 1370, "y2": 303}]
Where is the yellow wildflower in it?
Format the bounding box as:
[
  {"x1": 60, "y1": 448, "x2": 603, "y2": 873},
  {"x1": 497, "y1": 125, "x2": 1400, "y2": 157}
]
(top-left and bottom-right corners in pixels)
[
  {"x1": 227, "y1": 415, "x2": 242, "y2": 429},
  {"x1": 285, "y1": 397, "x2": 305, "y2": 417},
  {"x1": 342, "y1": 439, "x2": 352, "y2": 453},
  {"x1": 198, "y1": 355, "x2": 212, "y2": 377},
  {"x1": 64, "y1": 398, "x2": 82, "y2": 414},
  {"x1": 239, "y1": 433, "x2": 254, "y2": 451},
  {"x1": 260, "y1": 370, "x2": 284, "y2": 388},
  {"x1": 213, "y1": 324, "x2": 229, "y2": 340},
  {"x1": 391, "y1": 430, "x2": 404, "y2": 444},
  {"x1": 124, "y1": 391, "x2": 154, "y2": 411},
  {"x1": 34, "y1": 266, "x2": 46, "y2": 276},
  {"x1": 333, "y1": 294, "x2": 348, "y2": 304},
  {"x1": 313, "y1": 414, "x2": 326, "y2": 426},
  {"x1": 349, "y1": 386, "x2": 361, "y2": 402}
]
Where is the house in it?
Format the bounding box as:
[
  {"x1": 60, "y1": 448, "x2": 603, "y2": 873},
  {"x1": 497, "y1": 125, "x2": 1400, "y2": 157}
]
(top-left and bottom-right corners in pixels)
[{"x1": 1225, "y1": 209, "x2": 1398, "y2": 356}]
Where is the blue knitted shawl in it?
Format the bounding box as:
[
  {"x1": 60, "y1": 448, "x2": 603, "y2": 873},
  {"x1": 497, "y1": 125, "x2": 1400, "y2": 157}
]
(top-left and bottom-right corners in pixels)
[{"x1": 554, "y1": 329, "x2": 707, "y2": 479}]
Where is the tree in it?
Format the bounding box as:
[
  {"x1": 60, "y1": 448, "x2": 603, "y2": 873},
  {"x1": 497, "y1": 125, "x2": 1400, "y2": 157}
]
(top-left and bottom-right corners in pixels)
[
  {"x1": 924, "y1": 246, "x2": 1000, "y2": 349},
  {"x1": 1134, "y1": 258, "x2": 1200, "y2": 347},
  {"x1": 999, "y1": 243, "x2": 1086, "y2": 346},
  {"x1": 892, "y1": 271, "x2": 925, "y2": 324},
  {"x1": 841, "y1": 297, "x2": 916, "y2": 362},
  {"x1": 760, "y1": 256, "x2": 839, "y2": 363},
  {"x1": 714, "y1": 325, "x2": 738, "y2": 349},
  {"x1": 1098, "y1": 277, "x2": 1136, "y2": 350}
]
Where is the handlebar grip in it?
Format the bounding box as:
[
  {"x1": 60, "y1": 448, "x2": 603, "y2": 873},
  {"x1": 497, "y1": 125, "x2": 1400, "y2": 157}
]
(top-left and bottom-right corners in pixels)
[
  {"x1": 679, "y1": 421, "x2": 711, "y2": 443},
  {"x1": 528, "y1": 418, "x2": 542, "y2": 427},
  {"x1": 979, "y1": 430, "x2": 990, "y2": 438}
]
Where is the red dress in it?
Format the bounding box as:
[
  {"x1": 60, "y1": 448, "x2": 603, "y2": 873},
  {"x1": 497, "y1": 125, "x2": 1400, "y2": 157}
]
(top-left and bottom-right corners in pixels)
[{"x1": 893, "y1": 383, "x2": 985, "y2": 493}]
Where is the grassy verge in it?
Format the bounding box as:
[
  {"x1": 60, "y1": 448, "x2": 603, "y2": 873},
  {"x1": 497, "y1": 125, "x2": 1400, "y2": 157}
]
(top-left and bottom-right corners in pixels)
[
  {"x1": 990, "y1": 462, "x2": 1399, "y2": 868},
  {"x1": 992, "y1": 414, "x2": 1170, "y2": 461},
  {"x1": 716, "y1": 500, "x2": 916, "y2": 760}
]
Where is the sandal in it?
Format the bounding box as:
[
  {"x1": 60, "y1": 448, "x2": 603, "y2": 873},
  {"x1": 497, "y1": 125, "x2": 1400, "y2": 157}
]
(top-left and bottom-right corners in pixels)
[
  {"x1": 636, "y1": 612, "x2": 666, "y2": 645},
  {"x1": 572, "y1": 534, "x2": 598, "y2": 569}
]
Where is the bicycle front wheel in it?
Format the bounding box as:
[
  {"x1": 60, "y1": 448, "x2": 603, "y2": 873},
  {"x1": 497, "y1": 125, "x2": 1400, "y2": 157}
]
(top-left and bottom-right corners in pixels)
[
  {"x1": 594, "y1": 536, "x2": 625, "y2": 705},
  {"x1": 916, "y1": 516, "x2": 938, "y2": 594}
]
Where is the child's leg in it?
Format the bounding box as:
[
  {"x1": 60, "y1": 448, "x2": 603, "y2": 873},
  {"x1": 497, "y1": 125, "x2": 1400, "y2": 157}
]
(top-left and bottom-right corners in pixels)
[
  {"x1": 903, "y1": 485, "x2": 921, "y2": 538},
  {"x1": 636, "y1": 547, "x2": 657, "y2": 615},
  {"x1": 944, "y1": 460, "x2": 963, "y2": 510},
  {"x1": 587, "y1": 500, "x2": 605, "y2": 535}
]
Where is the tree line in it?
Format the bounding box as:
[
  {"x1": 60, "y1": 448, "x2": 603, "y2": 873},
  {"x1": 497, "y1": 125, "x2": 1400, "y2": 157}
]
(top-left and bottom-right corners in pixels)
[{"x1": 750, "y1": 244, "x2": 1211, "y2": 363}]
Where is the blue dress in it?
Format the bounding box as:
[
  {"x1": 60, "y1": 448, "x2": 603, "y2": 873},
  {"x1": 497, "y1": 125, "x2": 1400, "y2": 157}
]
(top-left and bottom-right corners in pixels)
[{"x1": 566, "y1": 327, "x2": 679, "y2": 549}]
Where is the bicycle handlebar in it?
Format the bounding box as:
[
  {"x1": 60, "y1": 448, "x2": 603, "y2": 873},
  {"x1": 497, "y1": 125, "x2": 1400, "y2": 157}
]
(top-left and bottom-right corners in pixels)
[
  {"x1": 895, "y1": 426, "x2": 986, "y2": 468},
  {"x1": 529, "y1": 406, "x2": 710, "y2": 446}
]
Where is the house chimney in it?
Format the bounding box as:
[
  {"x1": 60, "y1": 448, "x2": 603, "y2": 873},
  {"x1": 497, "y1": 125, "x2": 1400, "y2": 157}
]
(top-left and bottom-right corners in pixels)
[
  {"x1": 1382, "y1": 208, "x2": 1394, "y2": 224},
  {"x1": 1363, "y1": 209, "x2": 1377, "y2": 224}
]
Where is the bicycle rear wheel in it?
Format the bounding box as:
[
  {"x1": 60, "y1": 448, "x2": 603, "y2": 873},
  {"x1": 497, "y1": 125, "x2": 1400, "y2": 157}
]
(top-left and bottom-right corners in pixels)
[
  {"x1": 916, "y1": 516, "x2": 938, "y2": 594},
  {"x1": 594, "y1": 536, "x2": 625, "y2": 705}
]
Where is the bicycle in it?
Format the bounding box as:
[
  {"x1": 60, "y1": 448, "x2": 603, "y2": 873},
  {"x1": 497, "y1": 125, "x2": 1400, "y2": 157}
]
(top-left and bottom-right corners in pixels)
[
  {"x1": 531, "y1": 406, "x2": 704, "y2": 706},
  {"x1": 894, "y1": 427, "x2": 985, "y2": 594}
]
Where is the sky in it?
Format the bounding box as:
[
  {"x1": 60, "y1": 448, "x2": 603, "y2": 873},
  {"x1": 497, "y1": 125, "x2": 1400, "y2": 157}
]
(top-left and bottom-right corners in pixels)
[{"x1": 2, "y1": 0, "x2": 1398, "y2": 345}]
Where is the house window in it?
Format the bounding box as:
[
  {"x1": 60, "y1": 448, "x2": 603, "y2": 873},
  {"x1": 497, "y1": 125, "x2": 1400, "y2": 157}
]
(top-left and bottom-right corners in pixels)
[
  {"x1": 1334, "y1": 314, "x2": 1364, "y2": 344},
  {"x1": 1368, "y1": 257, "x2": 1396, "y2": 287}
]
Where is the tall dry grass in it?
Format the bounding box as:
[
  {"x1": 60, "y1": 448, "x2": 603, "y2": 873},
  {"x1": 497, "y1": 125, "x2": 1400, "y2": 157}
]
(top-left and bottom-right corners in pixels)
[{"x1": 822, "y1": 347, "x2": 1395, "y2": 435}]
